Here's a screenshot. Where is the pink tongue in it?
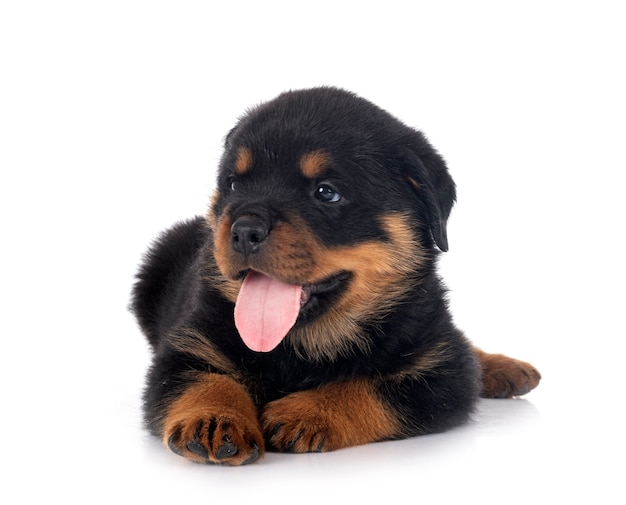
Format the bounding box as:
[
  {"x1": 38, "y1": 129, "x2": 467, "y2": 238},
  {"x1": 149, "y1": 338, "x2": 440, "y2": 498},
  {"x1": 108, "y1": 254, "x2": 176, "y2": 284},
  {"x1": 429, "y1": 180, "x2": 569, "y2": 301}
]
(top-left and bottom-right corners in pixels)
[{"x1": 234, "y1": 271, "x2": 303, "y2": 352}]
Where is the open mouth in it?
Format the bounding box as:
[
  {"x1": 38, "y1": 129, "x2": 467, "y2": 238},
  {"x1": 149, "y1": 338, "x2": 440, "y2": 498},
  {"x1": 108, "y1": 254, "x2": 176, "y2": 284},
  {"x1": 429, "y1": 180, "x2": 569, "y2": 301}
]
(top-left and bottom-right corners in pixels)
[
  {"x1": 233, "y1": 269, "x2": 350, "y2": 352},
  {"x1": 299, "y1": 271, "x2": 350, "y2": 321}
]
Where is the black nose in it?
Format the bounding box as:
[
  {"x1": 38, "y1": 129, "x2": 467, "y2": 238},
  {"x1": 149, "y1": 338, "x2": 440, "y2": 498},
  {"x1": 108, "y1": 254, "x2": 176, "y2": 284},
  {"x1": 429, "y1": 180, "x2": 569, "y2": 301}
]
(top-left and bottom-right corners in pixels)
[{"x1": 231, "y1": 215, "x2": 270, "y2": 256}]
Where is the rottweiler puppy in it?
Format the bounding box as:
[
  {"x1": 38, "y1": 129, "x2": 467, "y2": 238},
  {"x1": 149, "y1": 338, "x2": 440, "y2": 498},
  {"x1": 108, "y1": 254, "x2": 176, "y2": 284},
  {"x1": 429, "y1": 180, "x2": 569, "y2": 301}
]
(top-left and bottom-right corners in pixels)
[{"x1": 131, "y1": 87, "x2": 540, "y2": 465}]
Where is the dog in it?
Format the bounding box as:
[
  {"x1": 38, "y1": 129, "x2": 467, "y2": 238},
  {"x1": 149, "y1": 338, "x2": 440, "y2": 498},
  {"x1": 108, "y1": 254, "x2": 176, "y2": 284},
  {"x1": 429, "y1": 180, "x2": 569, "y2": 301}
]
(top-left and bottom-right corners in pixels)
[{"x1": 131, "y1": 87, "x2": 541, "y2": 465}]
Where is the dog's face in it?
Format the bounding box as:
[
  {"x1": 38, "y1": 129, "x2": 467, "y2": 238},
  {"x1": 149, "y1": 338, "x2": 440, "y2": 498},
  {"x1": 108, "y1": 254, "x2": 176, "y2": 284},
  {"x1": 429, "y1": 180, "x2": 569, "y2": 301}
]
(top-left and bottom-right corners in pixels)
[{"x1": 208, "y1": 87, "x2": 456, "y2": 360}]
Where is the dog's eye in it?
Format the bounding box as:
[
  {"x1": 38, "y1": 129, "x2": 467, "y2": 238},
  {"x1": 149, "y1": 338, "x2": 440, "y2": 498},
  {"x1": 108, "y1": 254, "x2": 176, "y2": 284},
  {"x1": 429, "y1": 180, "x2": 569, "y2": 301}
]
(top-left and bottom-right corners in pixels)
[
  {"x1": 228, "y1": 176, "x2": 237, "y2": 192},
  {"x1": 314, "y1": 184, "x2": 341, "y2": 203}
]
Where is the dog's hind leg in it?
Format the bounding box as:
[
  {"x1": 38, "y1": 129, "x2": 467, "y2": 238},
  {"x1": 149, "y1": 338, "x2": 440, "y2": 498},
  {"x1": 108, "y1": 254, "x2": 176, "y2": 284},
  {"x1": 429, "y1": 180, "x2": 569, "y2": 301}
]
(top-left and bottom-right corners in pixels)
[{"x1": 474, "y1": 348, "x2": 541, "y2": 398}]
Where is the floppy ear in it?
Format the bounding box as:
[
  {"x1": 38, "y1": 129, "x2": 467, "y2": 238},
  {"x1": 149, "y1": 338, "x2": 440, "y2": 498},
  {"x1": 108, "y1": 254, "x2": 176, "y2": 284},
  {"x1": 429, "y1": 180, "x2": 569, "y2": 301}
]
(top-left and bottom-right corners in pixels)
[{"x1": 402, "y1": 146, "x2": 456, "y2": 252}]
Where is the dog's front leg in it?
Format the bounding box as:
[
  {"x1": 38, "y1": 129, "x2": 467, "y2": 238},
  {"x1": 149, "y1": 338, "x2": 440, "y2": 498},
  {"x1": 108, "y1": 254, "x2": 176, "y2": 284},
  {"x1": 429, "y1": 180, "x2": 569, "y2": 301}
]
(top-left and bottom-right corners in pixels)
[
  {"x1": 156, "y1": 372, "x2": 264, "y2": 465},
  {"x1": 261, "y1": 379, "x2": 400, "y2": 453}
]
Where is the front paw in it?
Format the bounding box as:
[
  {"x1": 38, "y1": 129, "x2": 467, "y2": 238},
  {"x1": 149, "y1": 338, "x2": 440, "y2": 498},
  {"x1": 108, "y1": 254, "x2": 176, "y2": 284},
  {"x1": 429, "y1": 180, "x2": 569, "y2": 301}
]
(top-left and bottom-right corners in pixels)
[
  {"x1": 160, "y1": 373, "x2": 265, "y2": 465},
  {"x1": 261, "y1": 381, "x2": 397, "y2": 453},
  {"x1": 261, "y1": 393, "x2": 336, "y2": 453},
  {"x1": 165, "y1": 414, "x2": 263, "y2": 465}
]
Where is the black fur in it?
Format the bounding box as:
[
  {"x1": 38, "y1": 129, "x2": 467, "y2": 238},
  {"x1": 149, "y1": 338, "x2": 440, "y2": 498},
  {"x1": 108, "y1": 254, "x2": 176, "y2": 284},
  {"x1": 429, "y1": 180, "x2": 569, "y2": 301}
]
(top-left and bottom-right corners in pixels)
[{"x1": 131, "y1": 87, "x2": 497, "y2": 464}]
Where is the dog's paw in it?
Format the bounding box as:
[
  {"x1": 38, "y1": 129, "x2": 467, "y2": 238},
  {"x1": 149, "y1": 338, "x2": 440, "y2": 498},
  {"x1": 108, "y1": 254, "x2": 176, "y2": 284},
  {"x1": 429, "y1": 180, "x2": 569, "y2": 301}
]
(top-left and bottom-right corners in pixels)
[
  {"x1": 261, "y1": 393, "x2": 338, "y2": 453},
  {"x1": 165, "y1": 414, "x2": 264, "y2": 465},
  {"x1": 261, "y1": 381, "x2": 397, "y2": 453},
  {"x1": 161, "y1": 373, "x2": 264, "y2": 465},
  {"x1": 478, "y1": 351, "x2": 541, "y2": 398}
]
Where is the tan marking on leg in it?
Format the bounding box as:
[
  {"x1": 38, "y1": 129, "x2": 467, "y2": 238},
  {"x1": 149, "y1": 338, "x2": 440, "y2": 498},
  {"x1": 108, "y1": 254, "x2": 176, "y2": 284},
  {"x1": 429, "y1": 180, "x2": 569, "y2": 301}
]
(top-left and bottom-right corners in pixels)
[
  {"x1": 261, "y1": 378, "x2": 399, "y2": 452},
  {"x1": 474, "y1": 348, "x2": 541, "y2": 398},
  {"x1": 163, "y1": 373, "x2": 264, "y2": 465}
]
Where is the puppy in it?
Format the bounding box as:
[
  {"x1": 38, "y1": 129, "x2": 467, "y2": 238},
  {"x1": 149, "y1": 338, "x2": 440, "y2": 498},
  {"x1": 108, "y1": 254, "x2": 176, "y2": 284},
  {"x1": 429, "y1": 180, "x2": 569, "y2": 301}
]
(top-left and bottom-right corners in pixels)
[{"x1": 131, "y1": 87, "x2": 540, "y2": 465}]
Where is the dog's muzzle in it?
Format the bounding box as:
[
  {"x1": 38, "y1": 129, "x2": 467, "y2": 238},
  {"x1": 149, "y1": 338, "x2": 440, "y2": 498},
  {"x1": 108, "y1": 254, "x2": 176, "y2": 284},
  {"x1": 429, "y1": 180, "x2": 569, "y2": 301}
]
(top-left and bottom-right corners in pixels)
[{"x1": 230, "y1": 213, "x2": 271, "y2": 257}]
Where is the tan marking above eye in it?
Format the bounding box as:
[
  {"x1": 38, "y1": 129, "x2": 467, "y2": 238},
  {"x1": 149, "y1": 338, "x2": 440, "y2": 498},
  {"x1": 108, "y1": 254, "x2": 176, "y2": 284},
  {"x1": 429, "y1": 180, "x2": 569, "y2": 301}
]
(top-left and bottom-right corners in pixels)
[
  {"x1": 299, "y1": 150, "x2": 331, "y2": 179},
  {"x1": 235, "y1": 147, "x2": 253, "y2": 175}
]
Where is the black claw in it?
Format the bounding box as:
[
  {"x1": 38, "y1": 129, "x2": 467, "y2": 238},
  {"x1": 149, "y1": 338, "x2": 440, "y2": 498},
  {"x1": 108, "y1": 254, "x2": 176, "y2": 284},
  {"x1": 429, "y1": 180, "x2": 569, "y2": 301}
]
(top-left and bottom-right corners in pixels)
[
  {"x1": 269, "y1": 423, "x2": 283, "y2": 439},
  {"x1": 167, "y1": 427, "x2": 184, "y2": 456},
  {"x1": 494, "y1": 389, "x2": 509, "y2": 399},
  {"x1": 187, "y1": 439, "x2": 209, "y2": 459},
  {"x1": 216, "y1": 441, "x2": 238, "y2": 460},
  {"x1": 186, "y1": 420, "x2": 209, "y2": 459},
  {"x1": 514, "y1": 384, "x2": 530, "y2": 396},
  {"x1": 193, "y1": 420, "x2": 204, "y2": 440},
  {"x1": 285, "y1": 430, "x2": 304, "y2": 452},
  {"x1": 241, "y1": 443, "x2": 260, "y2": 465}
]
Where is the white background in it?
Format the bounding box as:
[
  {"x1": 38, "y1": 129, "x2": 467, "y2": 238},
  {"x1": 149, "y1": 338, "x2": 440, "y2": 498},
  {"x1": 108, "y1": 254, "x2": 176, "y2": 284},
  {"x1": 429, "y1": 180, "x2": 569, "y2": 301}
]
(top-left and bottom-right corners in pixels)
[{"x1": 1, "y1": 1, "x2": 624, "y2": 503}]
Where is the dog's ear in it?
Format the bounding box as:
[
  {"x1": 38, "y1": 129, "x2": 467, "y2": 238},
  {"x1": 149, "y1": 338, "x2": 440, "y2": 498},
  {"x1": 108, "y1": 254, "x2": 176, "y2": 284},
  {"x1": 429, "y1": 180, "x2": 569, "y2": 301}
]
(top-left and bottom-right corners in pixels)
[{"x1": 402, "y1": 145, "x2": 456, "y2": 252}]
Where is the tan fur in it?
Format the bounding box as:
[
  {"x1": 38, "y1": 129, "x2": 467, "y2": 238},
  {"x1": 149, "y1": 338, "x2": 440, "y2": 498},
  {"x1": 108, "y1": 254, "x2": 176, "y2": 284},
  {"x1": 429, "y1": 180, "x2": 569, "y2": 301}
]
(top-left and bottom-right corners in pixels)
[
  {"x1": 169, "y1": 328, "x2": 242, "y2": 380},
  {"x1": 163, "y1": 373, "x2": 263, "y2": 465},
  {"x1": 211, "y1": 211, "x2": 427, "y2": 361},
  {"x1": 261, "y1": 378, "x2": 400, "y2": 452},
  {"x1": 405, "y1": 174, "x2": 422, "y2": 192},
  {"x1": 299, "y1": 150, "x2": 331, "y2": 178},
  {"x1": 388, "y1": 342, "x2": 453, "y2": 383},
  {"x1": 209, "y1": 211, "x2": 243, "y2": 303},
  {"x1": 474, "y1": 348, "x2": 542, "y2": 398},
  {"x1": 289, "y1": 213, "x2": 428, "y2": 361},
  {"x1": 206, "y1": 191, "x2": 220, "y2": 231},
  {"x1": 234, "y1": 147, "x2": 253, "y2": 175}
]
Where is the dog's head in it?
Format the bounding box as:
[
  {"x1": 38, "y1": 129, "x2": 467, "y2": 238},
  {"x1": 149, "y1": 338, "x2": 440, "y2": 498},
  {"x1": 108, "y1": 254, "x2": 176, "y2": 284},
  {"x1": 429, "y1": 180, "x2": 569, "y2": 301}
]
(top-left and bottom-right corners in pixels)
[{"x1": 208, "y1": 87, "x2": 456, "y2": 360}]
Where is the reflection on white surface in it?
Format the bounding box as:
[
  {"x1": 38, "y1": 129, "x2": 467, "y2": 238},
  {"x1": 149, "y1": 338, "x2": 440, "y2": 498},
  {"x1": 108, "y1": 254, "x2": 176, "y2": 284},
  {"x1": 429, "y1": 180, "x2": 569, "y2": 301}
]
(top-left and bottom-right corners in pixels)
[
  {"x1": 66, "y1": 390, "x2": 610, "y2": 504},
  {"x1": 88, "y1": 394, "x2": 607, "y2": 504}
]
